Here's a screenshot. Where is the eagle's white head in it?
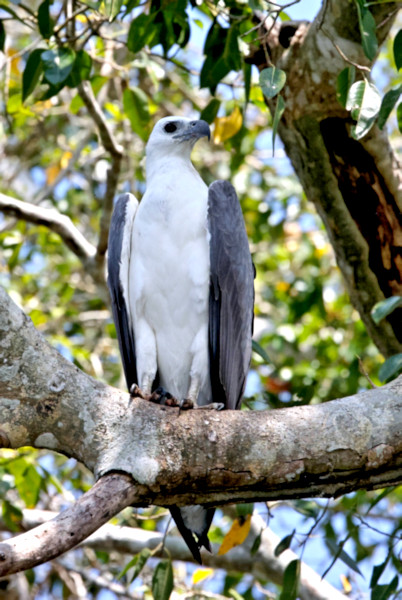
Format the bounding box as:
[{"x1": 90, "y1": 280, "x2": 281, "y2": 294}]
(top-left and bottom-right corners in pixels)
[{"x1": 146, "y1": 116, "x2": 210, "y2": 156}]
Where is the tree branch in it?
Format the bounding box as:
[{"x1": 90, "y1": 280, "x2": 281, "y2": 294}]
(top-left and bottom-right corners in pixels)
[
  {"x1": 0, "y1": 192, "x2": 96, "y2": 261},
  {"x1": 1, "y1": 509, "x2": 347, "y2": 600},
  {"x1": 0, "y1": 473, "x2": 139, "y2": 578},
  {"x1": 77, "y1": 81, "x2": 123, "y2": 263}
]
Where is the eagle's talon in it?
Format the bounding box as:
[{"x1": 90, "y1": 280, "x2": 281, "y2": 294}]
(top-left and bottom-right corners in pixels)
[
  {"x1": 130, "y1": 384, "x2": 144, "y2": 398},
  {"x1": 149, "y1": 387, "x2": 179, "y2": 406},
  {"x1": 195, "y1": 402, "x2": 225, "y2": 411},
  {"x1": 179, "y1": 398, "x2": 195, "y2": 411}
]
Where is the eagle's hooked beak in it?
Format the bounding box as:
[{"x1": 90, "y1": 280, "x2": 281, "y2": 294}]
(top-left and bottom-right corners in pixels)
[{"x1": 173, "y1": 119, "x2": 211, "y2": 142}]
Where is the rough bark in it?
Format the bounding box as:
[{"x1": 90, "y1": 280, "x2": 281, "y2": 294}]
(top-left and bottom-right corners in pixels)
[
  {"x1": 252, "y1": 0, "x2": 402, "y2": 356},
  {"x1": 0, "y1": 285, "x2": 401, "y2": 575}
]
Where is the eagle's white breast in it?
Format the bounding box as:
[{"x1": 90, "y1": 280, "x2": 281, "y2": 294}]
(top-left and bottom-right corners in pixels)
[{"x1": 129, "y1": 155, "x2": 212, "y2": 404}]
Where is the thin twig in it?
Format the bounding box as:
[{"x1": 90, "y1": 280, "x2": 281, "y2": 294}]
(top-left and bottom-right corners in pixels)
[
  {"x1": 322, "y1": 27, "x2": 371, "y2": 73},
  {"x1": 77, "y1": 81, "x2": 123, "y2": 261},
  {"x1": 53, "y1": 6, "x2": 87, "y2": 35}
]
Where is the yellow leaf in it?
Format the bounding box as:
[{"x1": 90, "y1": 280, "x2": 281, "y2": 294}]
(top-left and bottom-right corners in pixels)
[
  {"x1": 276, "y1": 281, "x2": 290, "y2": 292},
  {"x1": 46, "y1": 164, "x2": 60, "y2": 185},
  {"x1": 7, "y1": 48, "x2": 21, "y2": 77},
  {"x1": 217, "y1": 515, "x2": 251, "y2": 555},
  {"x1": 60, "y1": 151, "x2": 73, "y2": 169},
  {"x1": 213, "y1": 106, "x2": 242, "y2": 144},
  {"x1": 192, "y1": 568, "x2": 214, "y2": 585},
  {"x1": 340, "y1": 574, "x2": 352, "y2": 593}
]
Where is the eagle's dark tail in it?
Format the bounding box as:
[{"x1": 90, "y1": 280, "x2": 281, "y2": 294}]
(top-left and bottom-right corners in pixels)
[{"x1": 169, "y1": 506, "x2": 215, "y2": 564}]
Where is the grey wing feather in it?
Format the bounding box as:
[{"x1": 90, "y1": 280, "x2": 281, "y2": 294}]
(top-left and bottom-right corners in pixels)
[
  {"x1": 107, "y1": 193, "x2": 138, "y2": 391},
  {"x1": 208, "y1": 180, "x2": 255, "y2": 410}
]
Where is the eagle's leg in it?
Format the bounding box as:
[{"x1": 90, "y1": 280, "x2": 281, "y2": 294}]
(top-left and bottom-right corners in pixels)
[
  {"x1": 180, "y1": 376, "x2": 224, "y2": 411},
  {"x1": 180, "y1": 327, "x2": 224, "y2": 410},
  {"x1": 130, "y1": 318, "x2": 180, "y2": 406}
]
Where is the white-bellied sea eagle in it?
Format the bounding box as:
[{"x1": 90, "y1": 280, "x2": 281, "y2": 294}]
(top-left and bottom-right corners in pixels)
[{"x1": 107, "y1": 116, "x2": 254, "y2": 563}]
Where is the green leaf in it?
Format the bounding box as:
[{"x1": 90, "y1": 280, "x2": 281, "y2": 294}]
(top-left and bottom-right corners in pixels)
[
  {"x1": 368, "y1": 487, "x2": 394, "y2": 511},
  {"x1": 15, "y1": 464, "x2": 42, "y2": 507},
  {"x1": 272, "y1": 94, "x2": 285, "y2": 154},
  {"x1": 0, "y1": 20, "x2": 5, "y2": 52},
  {"x1": 371, "y1": 296, "x2": 402, "y2": 324},
  {"x1": 127, "y1": 12, "x2": 156, "y2": 53},
  {"x1": 243, "y1": 61, "x2": 251, "y2": 107},
  {"x1": 2, "y1": 500, "x2": 23, "y2": 532},
  {"x1": 41, "y1": 48, "x2": 76, "y2": 86},
  {"x1": 293, "y1": 500, "x2": 319, "y2": 519},
  {"x1": 38, "y1": 0, "x2": 53, "y2": 39},
  {"x1": 123, "y1": 87, "x2": 150, "y2": 141},
  {"x1": 152, "y1": 560, "x2": 174, "y2": 600},
  {"x1": 378, "y1": 353, "x2": 402, "y2": 382},
  {"x1": 103, "y1": 0, "x2": 123, "y2": 21},
  {"x1": 275, "y1": 530, "x2": 296, "y2": 557},
  {"x1": 377, "y1": 85, "x2": 402, "y2": 130},
  {"x1": 370, "y1": 558, "x2": 389, "y2": 588},
  {"x1": 224, "y1": 25, "x2": 241, "y2": 72},
  {"x1": 279, "y1": 559, "x2": 300, "y2": 600},
  {"x1": 397, "y1": 101, "x2": 402, "y2": 133},
  {"x1": 346, "y1": 79, "x2": 381, "y2": 139},
  {"x1": 252, "y1": 340, "x2": 271, "y2": 364},
  {"x1": 66, "y1": 50, "x2": 92, "y2": 87},
  {"x1": 118, "y1": 548, "x2": 152, "y2": 580},
  {"x1": 236, "y1": 503, "x2": 254, "y2": 517},
  {"x1": 200, "y1": 22, "x2": 232, "y2": 93},
  {"x1": 228, "y1": 589, "x2": 244, "y2": 600},
  {"x1": 259, "y1": 67, "x2": 286, "y2": 99},
  {"x1": 371, "y1": 576, "x2": 398, "y2": 600},
  {"x1": 200, "y1": 54, "x2": 231, "y2": 93},
  {"x1": 336, "y1": 66, "x2": 356, "y2": 108},
  {"x1": 79, "y1": 0, "x2": 101, "y2": 8},
  {"x1": 248, "y1": 0, "x2": 264, "y2": 9},
  {"x1": 393, "y1": 29, "x2": 402, "y2": 71},
  {"x1": 23, "y1": 49, "x2": 44, "y2": 101},
  {"x1": 326, "y1": 538, "x2": 362, "y2": 575},
  {"x1": 200, "y1": 98, "x2": 221, "y2": 124},
  {"x1": 355, "y1": 0, "x2": 378, "y2": 61},
  {"x1": 250, "y1": 530, "x2": 262, "y2": 555}
]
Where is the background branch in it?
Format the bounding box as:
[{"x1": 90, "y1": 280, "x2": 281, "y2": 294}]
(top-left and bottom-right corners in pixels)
[
  {"x1": 1, "y1": 509, "x2": 347, "y2": 600},
  {"x1": 0, "y1": 192, "x2": 96, "y2": 261}
]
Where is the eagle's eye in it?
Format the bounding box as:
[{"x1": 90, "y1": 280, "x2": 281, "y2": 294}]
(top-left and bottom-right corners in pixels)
[{"x1": 164, "y1": 122, "x2": 177, "y2": 133}]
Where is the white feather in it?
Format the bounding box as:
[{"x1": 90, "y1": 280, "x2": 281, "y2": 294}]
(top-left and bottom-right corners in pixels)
[{"x1": 129, "y1": 118, "x2": 212, "y2": 404}]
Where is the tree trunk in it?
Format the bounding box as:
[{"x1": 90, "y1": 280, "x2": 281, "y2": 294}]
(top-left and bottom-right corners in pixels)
[{"x1": 252, "y1": 0, "x2": 402, "y2": 356}]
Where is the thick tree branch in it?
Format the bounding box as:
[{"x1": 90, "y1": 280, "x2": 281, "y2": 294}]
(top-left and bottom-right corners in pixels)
[
  {"x1": 77, "y1": 81, "x2": 123, "y2": 263},
  {"x1": 1, "y1": 282, "x2": 401, "y2": 502},
  {"x1": 252, "y1": 1, "x2": 402, "y2": 355},
  {"x1": 1, "y1": 509, "x2": 347, "y2": 600},
  {"x1": 0, "y1": 284, "x2": 401, "y2": 577},
  {"x1": 0, "y1": 192, "x2": 96, "y2": 261}
]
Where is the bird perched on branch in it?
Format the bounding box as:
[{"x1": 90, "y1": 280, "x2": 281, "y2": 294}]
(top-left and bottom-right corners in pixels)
[{"x1": 107, "y1": 116, "x2": 254, "y2": 563}]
